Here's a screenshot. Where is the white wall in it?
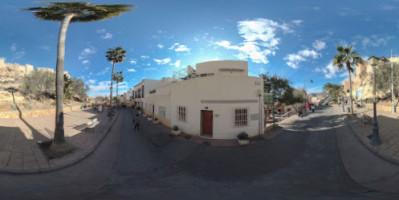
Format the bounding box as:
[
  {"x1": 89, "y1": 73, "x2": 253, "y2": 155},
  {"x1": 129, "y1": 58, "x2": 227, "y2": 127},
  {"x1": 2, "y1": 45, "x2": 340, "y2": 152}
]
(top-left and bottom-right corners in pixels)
[
  {"x1": 170, "y1": 75, "x2": 263, "y2": 139},
  {"x1": 196, "y1": 60, "x2": 248, "y2": 77},
  {"x1": 136, "y1": 60, "x2": 264, "y2": 140}
]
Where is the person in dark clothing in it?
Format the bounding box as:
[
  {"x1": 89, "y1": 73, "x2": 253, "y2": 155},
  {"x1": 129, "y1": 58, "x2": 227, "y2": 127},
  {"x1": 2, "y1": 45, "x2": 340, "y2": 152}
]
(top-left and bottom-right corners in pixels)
[{"x1": 133, "y1": 114, "x2": 140, "y2": 131}]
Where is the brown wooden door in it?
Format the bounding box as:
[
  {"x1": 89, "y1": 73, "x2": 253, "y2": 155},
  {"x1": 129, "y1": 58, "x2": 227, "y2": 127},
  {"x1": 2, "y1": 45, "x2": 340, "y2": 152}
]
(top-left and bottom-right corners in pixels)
[{"x1": 201, "y1": 110, "x2": 213, "y2": 137}]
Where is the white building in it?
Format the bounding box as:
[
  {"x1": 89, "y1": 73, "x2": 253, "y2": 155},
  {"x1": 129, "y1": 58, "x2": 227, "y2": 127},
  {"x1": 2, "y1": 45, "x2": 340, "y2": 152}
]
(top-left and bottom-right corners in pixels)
[{"x1": 134, "y1": 60, "x2": 264, "y2": 139}]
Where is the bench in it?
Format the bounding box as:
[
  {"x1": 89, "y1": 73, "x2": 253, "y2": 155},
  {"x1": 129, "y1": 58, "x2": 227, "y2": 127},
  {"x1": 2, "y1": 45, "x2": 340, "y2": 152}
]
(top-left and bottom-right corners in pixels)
[{"x1": 86, "y1": 118, "x2": 101, "y2": 133}]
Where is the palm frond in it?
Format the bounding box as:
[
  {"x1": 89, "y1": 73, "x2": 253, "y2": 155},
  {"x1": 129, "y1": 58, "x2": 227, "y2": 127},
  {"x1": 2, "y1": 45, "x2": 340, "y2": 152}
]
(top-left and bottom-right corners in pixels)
[{"x1": 24, "y1": 2, "x2": 134, "y2": 22}]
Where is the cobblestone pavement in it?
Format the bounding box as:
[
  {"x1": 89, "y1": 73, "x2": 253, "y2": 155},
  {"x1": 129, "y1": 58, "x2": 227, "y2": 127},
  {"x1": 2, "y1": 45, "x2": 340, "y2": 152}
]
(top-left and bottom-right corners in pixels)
[{"x1": 0, "y1": 107, "x2": 117, "y2": 173}]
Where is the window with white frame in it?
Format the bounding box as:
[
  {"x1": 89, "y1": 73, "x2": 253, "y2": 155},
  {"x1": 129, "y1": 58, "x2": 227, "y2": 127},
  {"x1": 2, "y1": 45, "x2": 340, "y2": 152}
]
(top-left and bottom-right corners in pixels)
[
  {"x1": 158, "y1": 106, "x2": 166, "y2": 118},
  {"x1": 235, "y1": 108, "x2": 248, "y2": 127},
  {"x1": 178, "y1": 106, "x2": 186, "y2": 122}
]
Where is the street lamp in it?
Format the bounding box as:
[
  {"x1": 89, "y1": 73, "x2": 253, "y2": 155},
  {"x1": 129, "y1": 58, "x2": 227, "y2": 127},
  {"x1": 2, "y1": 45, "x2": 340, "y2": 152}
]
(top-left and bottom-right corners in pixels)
[
  {"x1": 390, "y1": 53, "x2": 396, "y2": 114},
  {"x1": 367, "y1": 55, "x2": 382, "y2": 146}
]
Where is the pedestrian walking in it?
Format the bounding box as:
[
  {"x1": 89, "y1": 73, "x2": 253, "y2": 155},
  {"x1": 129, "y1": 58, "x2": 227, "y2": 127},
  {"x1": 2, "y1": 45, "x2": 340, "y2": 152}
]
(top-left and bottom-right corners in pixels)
[{"x1": 133, "y1": 114, "x2": 140, "y2": 131}]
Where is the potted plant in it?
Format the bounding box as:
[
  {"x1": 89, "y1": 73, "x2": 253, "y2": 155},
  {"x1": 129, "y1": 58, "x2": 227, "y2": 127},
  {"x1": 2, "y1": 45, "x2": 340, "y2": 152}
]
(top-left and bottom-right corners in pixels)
[
  {"x1": 147, "y1": 115, "x2": 153, "y2": 121},
  {"x1": 171, "y1": 125, "x2": 181, "y2": 135},
  {"x1": 237, "y1": 132, "x2": 249, "y2": 145},
  {"x1": 153, "y1": 117, "x2": 159, "y2": 124}
]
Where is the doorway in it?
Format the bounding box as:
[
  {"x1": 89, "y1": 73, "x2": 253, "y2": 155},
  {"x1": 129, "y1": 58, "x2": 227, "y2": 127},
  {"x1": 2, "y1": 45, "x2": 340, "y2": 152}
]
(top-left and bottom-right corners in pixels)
[{"x1": 201, "y1": 110, "x2": 213, "y2": 137}]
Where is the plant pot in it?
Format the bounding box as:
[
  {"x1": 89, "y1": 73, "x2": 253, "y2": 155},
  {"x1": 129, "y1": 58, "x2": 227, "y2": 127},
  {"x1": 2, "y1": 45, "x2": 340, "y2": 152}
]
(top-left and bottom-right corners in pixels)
[
  {"x1": 171, "y1": 129, "x2": 181, "y2": 135},
  {"x1": 148, "y1": 117, "x2": 153, "y2": 121},
  {"x1": 153, "y1": 120, "x2": 159, "y2": 124},
  {"x1": 237, "y1": 139, "x2": 249, "y2": 145}
]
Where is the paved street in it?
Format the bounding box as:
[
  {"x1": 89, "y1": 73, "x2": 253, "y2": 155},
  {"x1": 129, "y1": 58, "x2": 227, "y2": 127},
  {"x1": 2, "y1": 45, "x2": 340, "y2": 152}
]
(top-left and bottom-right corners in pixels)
[{"x1": 0, "y1": 107, "x2": 399, "y2": 200}]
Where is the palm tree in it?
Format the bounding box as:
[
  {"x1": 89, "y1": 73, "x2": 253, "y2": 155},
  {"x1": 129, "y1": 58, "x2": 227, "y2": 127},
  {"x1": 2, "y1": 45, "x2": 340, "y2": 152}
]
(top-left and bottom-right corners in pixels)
[
  {"x1": 25, "y1": 2, "x2": 133, "y2": 147},
  {"x1": 112, "y1": 71, "x2": 124, "y2": 97},
  {"x1": 333, "y1": 45, "x2": 364, "y2": 115},
  {"x1": 323, "y1": 83, "x2": 344, "y2": 103},
  {"x1": 106, "y1": 46, "x2": 127, "y2": 107}
]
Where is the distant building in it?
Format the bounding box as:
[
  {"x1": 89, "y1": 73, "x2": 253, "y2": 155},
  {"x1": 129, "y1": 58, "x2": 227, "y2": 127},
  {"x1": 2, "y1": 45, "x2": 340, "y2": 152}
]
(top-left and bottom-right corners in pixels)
[{"x1": 133, "y1": 60, "x2": 264, "y2": 139}]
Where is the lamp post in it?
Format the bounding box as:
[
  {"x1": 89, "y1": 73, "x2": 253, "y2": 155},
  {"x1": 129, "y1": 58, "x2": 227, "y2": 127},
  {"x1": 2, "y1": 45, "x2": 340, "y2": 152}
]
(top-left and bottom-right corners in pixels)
[
  {"x1": 391, "y1": 53, "x2": 396, "y2": 113},
  {"x1": 367, "y1": 56, "x2": 382, "y2": 146}
]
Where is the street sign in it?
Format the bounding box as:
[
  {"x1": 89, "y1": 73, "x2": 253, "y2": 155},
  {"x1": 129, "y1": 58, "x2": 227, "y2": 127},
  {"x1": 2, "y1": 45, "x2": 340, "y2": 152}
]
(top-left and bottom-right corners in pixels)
[{"x1": 264, "y1": 93, "x2": 273, "y2": 103}]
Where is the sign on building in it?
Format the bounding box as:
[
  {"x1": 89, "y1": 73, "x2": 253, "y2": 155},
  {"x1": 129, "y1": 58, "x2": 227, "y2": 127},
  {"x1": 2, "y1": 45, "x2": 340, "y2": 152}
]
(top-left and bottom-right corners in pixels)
[{"x1": 356, "y1": 88, "x2": 362, "y2": 99}]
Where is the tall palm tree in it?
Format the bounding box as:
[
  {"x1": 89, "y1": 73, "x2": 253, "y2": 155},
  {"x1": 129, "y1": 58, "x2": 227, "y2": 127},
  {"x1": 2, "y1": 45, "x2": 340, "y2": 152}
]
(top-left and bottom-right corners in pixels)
[
  {"x1": 106, "y1": 46, "x2": 126, "y2": 107},
  {"x1": 112, "y1": 71, "x2": 124, "y2": 97},
  {"x1": 25, "y1": 2, "x2": 133, "y2": 147},
  {"x1": 333, "y1": 45, "x2": 364, "y2": 115}
]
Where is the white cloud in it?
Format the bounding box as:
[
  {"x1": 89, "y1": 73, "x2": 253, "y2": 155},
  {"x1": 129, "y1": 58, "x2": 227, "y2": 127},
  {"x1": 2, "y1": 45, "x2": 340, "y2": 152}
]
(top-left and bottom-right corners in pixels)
[
  {"x1": 169, "y1": 43, "x2": 190, "y2": 52},
  {"x1": 157, "y1": 44, "x2": 164, "y2": 49},
  {"x1": 175, "y1": 45, "x2": 190, "y2": 52},
  {"x1": 214, "y1": 26, "x2": 224, "y2": 30},
  {"x1": 88, "y1": 81, "x2": 110, "y2": 92},
  {"x1": 101, "y1": 33, "x2": 113, "y2": 39},
  {"x1": 9, "y1": 43, "x2": 25, "y2": 60},
  {"x1": 12, "y1": 51, "x2": 26, "y2": 60},
  {"x1": 356, "y1": 35, "x2": 394, "y2": 49},
  {"x1": 144, "y1": 68, "x2": 156, "y2": 71},
  {"x1": 127, "y1": 68, "x2": 137, "y2": 72},
  {"x1": 97, "y1": 29, "x2": 113, "y2": 39},
  {"x1": 312, "y1": 40, "x2": 326, "y2": 50},
  {"x1": 78, "y1": 47, "x2": 96, "y2": 60},
  {"x1": 82, "y1": 60, "x2": 90, "y2": 64},
  {"x1": 9, "y1": 43, "x2": 16, "y2": 52},
  {"x1": 291, "y1": 20, "x2": 303, "y2": 26},
  {"x1": 284, "y1": 49, "x2": 320, "y2": 69},
  {"x1": 39, "y1": 45, "x2": 50, "y2": 50},
  {"x1": 118, "y1": 81, "x2": 128, "y2": 89},
  {"x1": 141, "y1": 55, "x2": 149, "y2": 59},
  {"x1": 129, "y1": 59, "x2": 137, "y2": 65},
  {"x1": 153, "y1": 58, "x2": 171, "y2": 65},
  {"x1": 214, "y1": 18, "x2": 295, "y2": 64},
  {"x1": 95, "y1": 67, "x2": 109, "y2": 75},
  {"x1": 97, "y1": 29, "x2": 106, "y2": 33},
  {"x1": 315, "y1": 62, "x2": 339, "y2": 78},
  {"x1": 87, "y1": 79, "x2": 96, "y2": 84},
  {"x1": 170, "y1": 60, "x2": 181, "y2": 68}
]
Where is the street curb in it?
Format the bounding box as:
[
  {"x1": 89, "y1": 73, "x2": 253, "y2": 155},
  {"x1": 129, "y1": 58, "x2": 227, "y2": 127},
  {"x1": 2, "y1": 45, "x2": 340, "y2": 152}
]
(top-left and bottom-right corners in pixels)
[
  {"x1": 0, "y1": 110, "x2": 121, "y2": 174},
  {"x1": 345, "y1": 116, "x2": 399, "y2": 166}
]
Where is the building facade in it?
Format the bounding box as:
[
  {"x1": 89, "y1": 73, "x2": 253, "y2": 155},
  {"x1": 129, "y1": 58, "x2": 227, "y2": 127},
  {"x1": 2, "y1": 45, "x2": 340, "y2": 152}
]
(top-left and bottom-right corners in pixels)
[{"x1": 135, "y1": 60, "x2": 264, "y2": 139}]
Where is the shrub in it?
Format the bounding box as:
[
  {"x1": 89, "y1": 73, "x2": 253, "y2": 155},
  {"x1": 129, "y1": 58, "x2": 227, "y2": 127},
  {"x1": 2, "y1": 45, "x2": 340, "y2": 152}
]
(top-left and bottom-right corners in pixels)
[
  {"x1": 154, "y1": 117, "x2": 158, "y2": 121},
  {"x1": 20, "y1": 70, "x2": 55, "y2": 100},
  {"x1": 173, "y1": 125, "x2": 179, "y2": 131},
  {"x1": 237, "y1": 132, "x2": 249, "y2": 140},
  {"x1": 24, "y1": 103, "x2": 31, "y2": 110}
]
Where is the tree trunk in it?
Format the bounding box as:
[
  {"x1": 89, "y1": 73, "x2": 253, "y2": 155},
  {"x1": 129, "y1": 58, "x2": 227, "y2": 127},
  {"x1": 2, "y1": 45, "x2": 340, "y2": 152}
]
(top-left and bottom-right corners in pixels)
[
  {"x1": 54, "y1": 14, "x2": 75, "y2": 145},
  {"x1": 347, "y1": 65, "x2": 354, "y2": 116},
  {"x1": 116, "y1": 81, "x2": 119, "y2": 97},
  {"x1": 110, "y1": 61, "x2": 115, "y2": 107}
]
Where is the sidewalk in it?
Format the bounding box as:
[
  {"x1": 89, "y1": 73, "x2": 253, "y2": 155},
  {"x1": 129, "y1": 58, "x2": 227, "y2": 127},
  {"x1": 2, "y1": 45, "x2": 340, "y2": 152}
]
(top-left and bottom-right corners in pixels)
[
  {"x1": 0, "y1": 107, "x2": 119, "y2": 173},
  {"x1": 336, "y1": 105, "x2": 399, "y2": 165},
  {"x1": 334, "y1": 106, "x2": 399, "y2": 193}
]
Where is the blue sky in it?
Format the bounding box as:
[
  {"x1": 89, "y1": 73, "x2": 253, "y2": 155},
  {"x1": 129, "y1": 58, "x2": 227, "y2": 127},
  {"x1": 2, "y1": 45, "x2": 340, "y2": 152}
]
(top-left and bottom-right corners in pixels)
[{"x1": 1, "y1": 0, "x2": 399, "y2": 96}]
